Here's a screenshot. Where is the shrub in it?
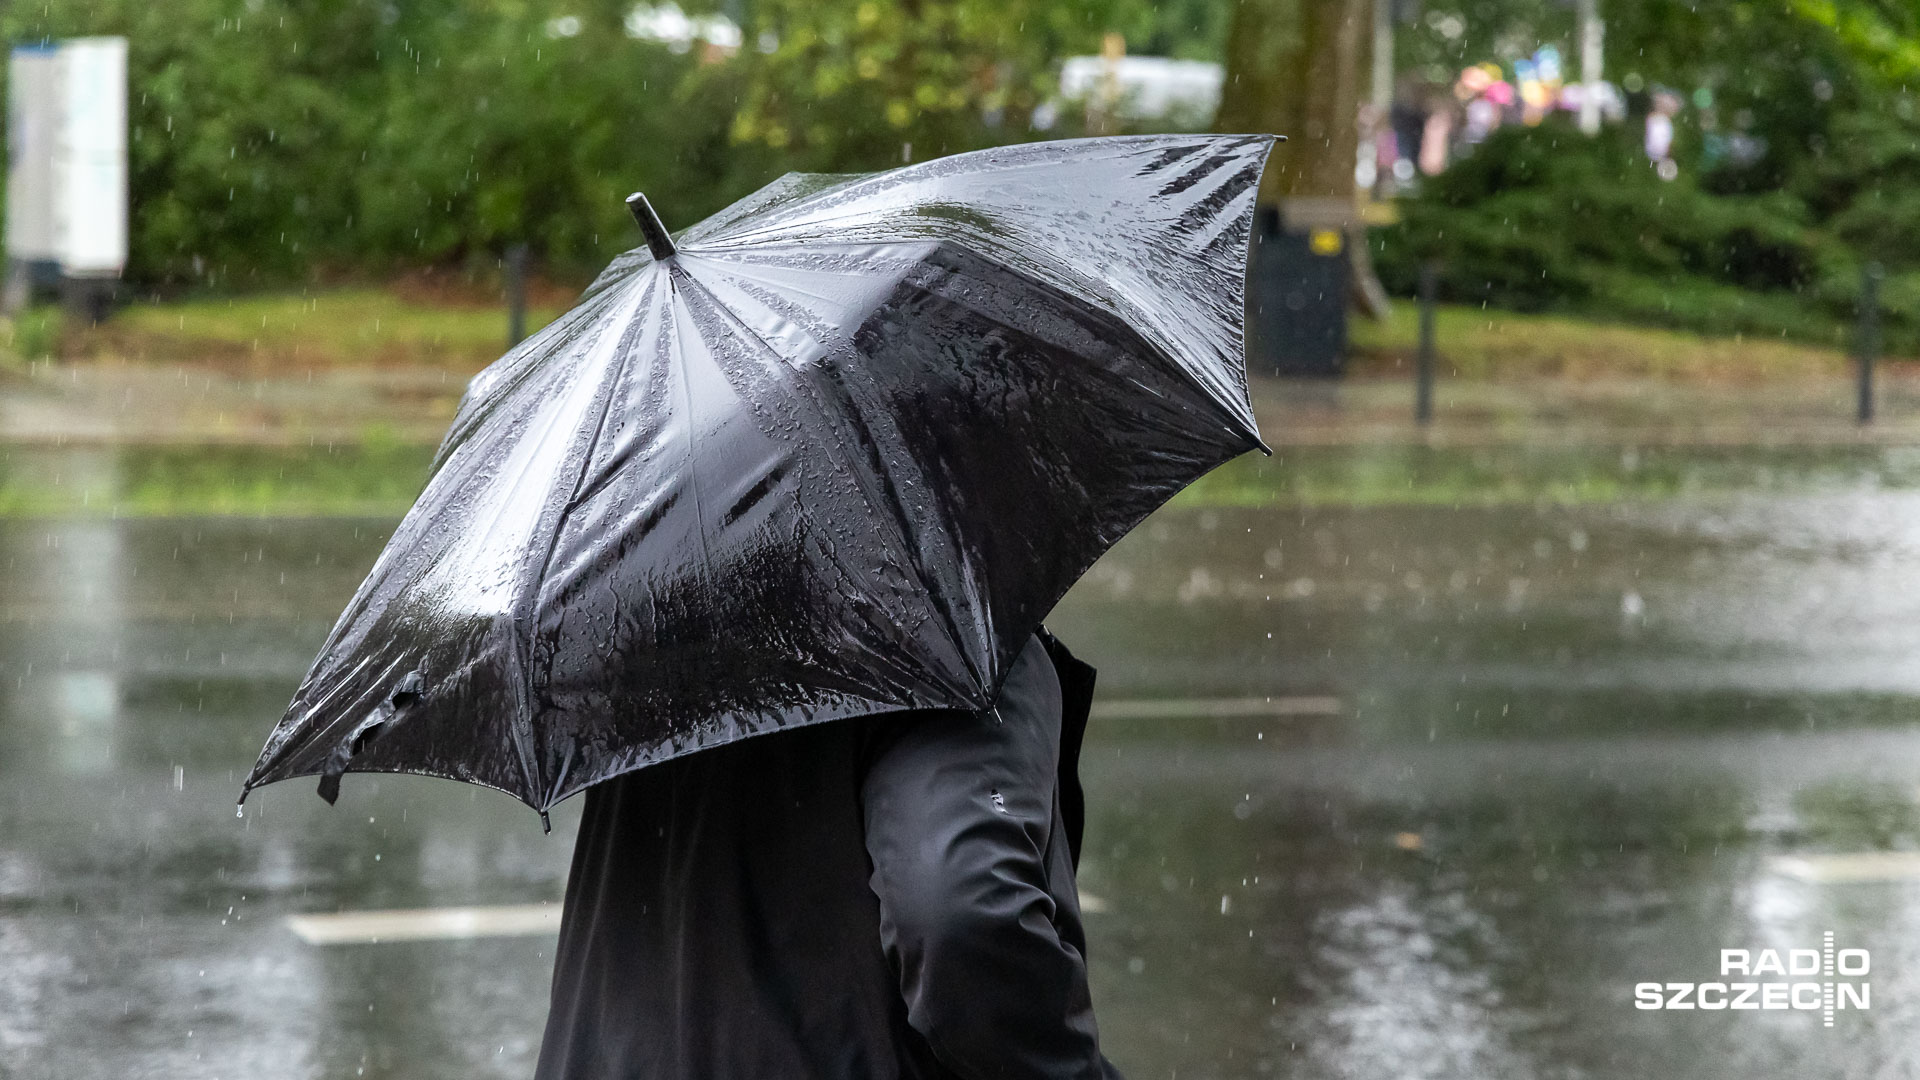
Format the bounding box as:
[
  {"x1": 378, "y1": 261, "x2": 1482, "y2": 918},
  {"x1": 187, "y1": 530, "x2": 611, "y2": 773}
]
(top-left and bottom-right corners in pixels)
[{"x1": 1375, "y1": 118, "x2": 1920, "y2": 353}]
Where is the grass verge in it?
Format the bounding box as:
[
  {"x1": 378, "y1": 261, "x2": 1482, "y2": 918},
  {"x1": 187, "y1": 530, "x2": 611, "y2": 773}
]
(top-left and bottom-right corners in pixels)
[
  {"x1": 1348, "y1": 302, "x2": 1864, "y2": 382},
  {"x1": 19, "y1": 288, "x2": 566, "y2": 371},
  {"x1": 0, "y1": 442, "x2": 1907, "y2": 519},
  {"x1": 0, "y1": 285, "x2": 1878, "y2": 383}
]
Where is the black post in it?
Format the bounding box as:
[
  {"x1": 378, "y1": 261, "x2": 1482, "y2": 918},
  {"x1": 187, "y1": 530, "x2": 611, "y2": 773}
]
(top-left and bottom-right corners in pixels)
[
  {"x1": 1858, "y1": 261, "x2": 1883, "y2": 425},
  {"x1": 505, "y1": 243, "x2": 529, "y2": 349},
  {"x1": 1416, "y1": 260, "x2": 1438, "y2": 425},
  {"x1": 60, "y1": 276, "x2": 113, "y2": 327}
]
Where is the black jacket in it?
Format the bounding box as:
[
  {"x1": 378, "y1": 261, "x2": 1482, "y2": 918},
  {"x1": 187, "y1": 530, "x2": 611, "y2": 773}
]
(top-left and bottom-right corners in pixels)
[{"x1": 534, "y1": 632, "x2": 1121, "y2": 1080}]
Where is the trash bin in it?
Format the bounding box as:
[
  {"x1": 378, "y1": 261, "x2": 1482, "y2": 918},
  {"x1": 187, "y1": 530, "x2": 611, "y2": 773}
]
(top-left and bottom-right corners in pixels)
[{"x1": 1245, "y1": 204, "x2": 1348, "y2": 377}]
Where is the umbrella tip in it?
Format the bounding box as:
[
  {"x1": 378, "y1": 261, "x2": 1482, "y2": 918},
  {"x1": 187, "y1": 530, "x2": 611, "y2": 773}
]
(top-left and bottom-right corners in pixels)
[{"x1": 626, "y1": 192, "x2": 677, "y2": 262}]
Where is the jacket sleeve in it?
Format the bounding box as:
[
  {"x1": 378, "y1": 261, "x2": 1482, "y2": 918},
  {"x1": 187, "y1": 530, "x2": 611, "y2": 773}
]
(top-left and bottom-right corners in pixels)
[{"x1": 860, "y1": 635, "x2": 1121, "y2": 1080}]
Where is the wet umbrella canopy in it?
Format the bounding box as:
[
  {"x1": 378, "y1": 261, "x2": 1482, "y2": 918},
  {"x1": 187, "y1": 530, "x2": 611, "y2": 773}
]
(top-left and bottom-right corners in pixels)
[{"x1": 242, "y1": 133, "x2": 1277, "y2": 822}]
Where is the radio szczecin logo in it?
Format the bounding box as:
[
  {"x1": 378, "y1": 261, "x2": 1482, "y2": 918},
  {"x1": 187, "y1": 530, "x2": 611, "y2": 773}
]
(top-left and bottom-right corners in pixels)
[{"x1": 1635, "y1": 932, "x2": 1868, "y2": 1026}]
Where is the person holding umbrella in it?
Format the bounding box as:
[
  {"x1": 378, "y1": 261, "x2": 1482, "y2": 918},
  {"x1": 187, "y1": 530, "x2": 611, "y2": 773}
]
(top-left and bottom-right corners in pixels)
[
  {"x1": 242, "y1": 133, "x2": 1277, "y2": 1079},
  {"x1": 536, "y1": 628, "x2": 1112, "y2": 1078}
]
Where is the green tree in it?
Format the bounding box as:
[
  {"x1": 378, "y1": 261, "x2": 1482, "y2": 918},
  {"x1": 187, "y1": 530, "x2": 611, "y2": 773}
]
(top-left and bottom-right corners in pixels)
[
  {"x1": 3, "y1": 0, "x2": 1240, "y2": 286},
  {"x1": 1216, "y1": 0, "x2": 1368, "y2": 205},
  {"x1": 2, "y1": 0, "x2": 771, "y2": 283},
  {"x1": 729, "y1": 0, "x2": 1213, "y2": 174},
  {"x1": 2, "y1": 0, "x2": 385, "y2": 283},
  {"x1": 351, "y1": 0, "x2": 767, "y2": 267},
  {"x1": 1789, "y1": 0, "x2": 1920, "y2": 84}
]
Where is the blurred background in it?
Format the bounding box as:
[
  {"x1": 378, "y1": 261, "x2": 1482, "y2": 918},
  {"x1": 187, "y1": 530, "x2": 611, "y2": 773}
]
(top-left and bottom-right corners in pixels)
[{"x1": 5, "y1": 1, "x2": 1920, "y2": 1078}]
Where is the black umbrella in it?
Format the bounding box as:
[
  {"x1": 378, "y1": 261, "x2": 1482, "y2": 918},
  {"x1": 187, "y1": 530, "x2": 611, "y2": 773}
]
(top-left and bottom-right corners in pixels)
[{"x1": 242, "y1": 133, "x2": 1277, "y2": 825}]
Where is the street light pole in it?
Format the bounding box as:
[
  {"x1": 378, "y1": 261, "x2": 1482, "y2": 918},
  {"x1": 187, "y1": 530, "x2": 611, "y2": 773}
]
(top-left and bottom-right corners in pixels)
[
  {"x1": 505, "y1": 243, "x2": 529, "y2": 349},
  {"x1": 1578, "y1": 0, "x2": 1604, "y2": 135},
  {"x1": 1371, "y1": 0, "x2": 1393, "y2": 118},
  {"x1": 1416, "y1": 260, "x2": 1437, "y2": 425},
  {"x1": 1858, "y1": 262, "x2": 1883, "y2": 425}
]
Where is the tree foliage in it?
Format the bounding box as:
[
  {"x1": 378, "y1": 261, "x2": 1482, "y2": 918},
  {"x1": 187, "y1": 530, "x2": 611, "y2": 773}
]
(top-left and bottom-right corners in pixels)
[
  {"x1": 4, "y1": 0, "x2": 766, "y2": 285},
  {"x1": 1, "y1": 0, "x2": 1224, "y2": 286},
  {"x1": 728, "y1": 0, "x2": 1218, "y2": 173},
  {"x1": 1377, "y1": 117, "x2": 1920, "y2": 352},
  {"x1": 1789, "y1": 0, "x2": 1920, "y2": 84},
  {"x1": 5, "y1": 0, "x2": 1918, "y2": 357}
]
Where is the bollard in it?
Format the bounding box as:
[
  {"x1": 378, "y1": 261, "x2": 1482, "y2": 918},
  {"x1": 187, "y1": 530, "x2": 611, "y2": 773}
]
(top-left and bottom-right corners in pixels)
[
  {"x1": 505, "y1": 242, "x2": 530, "y2": 349},
  {"x1": 60, "y1": 276, "x2": 113, "y2": 327},
  {"x1": 1416, "y1": 260, "x2": 1438, "y2": 425},
  {"x1": 1857, "y1": 261, "x2": 1882, "y2": 425}
]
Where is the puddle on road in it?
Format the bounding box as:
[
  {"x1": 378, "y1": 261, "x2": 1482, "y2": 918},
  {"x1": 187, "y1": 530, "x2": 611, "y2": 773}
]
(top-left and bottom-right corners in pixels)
[{"x1": 0, "y1": 444, "x2": 1916, "y2": 1078}]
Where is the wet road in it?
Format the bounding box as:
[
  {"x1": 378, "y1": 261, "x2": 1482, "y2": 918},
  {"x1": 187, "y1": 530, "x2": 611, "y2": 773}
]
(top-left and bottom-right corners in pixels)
[{"x1": 3, "y1": 445, "x2": 1920, "y2": 1078}]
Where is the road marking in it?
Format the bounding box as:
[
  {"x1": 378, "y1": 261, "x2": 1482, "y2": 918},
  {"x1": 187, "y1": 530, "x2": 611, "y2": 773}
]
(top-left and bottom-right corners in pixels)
[
  {"x1": 291, "y1": 891, "x2": 1115, "y2": 945},
  {"x1": 1091, "y1": 696, "x2": 1342, "y2": 721},
  {"x1": 1771, "y1": 853, "x2": 1920, "y2": 884},
  {"x1": 286, "y1": 903, "x2": 560, "y2": 945}
]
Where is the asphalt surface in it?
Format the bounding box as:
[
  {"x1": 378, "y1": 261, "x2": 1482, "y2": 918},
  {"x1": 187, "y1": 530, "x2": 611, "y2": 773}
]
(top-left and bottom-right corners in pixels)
[{"x1": 2, "y1": 447, "x2": 1919, "y2": 1078}]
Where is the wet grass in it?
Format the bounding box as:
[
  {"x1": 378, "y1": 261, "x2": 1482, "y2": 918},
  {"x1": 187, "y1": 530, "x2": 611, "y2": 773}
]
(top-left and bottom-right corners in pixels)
[
  {"x1": 1347, "y1": 301, "x2": 1865, "y2": 380},
  {"x1": 54, "y1": 288, "x2": 565, "y2": 369},
  {"x1": 0, "y1": 443, "x2": 435, "y2": 517},
  {"x1": 0, "y1": 441, "x2": 1911, "y2": 518},
  {"x1": 1, "y1": 282, "x2": 1877, "y2": 380}
]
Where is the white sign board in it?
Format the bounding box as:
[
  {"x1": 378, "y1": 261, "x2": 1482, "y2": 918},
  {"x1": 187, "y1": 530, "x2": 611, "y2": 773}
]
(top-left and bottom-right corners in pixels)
[
  {"x1": 6, "y1": 37, "x2": 127, "y2": 277},
  {"x1": 6, "y1": 46, "x2": 59, "y2": 263},
  {"x1": 55, "y1": 37, "x2": 127, "y2": 277},
  {"x1": 1059, "y1": 56, "x2": 1223, "y2": 122}
]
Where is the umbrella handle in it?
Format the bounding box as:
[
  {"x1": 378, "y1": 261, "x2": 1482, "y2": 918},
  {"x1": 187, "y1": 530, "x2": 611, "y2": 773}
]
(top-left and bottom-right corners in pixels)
[{"x1": 626, "y1": 193, "x2": 678, "y2": 262}]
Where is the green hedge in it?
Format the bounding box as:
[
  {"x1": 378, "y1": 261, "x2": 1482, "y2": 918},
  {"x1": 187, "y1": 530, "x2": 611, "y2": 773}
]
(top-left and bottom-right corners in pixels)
[{"x1": 1374, "y1": 117, "x2": 1920, "y2": 355}]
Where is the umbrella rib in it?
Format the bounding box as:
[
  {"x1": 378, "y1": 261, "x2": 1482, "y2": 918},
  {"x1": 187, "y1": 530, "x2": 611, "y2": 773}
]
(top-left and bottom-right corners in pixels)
[
  {"x1": 666, "y1": 280, "x2": 722, "y2": 574},
  {"x1": 693, "y1": 208, "x2": 895, "y2": 249},
  {"x1": 673, "y1": 265, "x2": 988, "y2": 702},
  {"x1": 510, "y1": 274, "x2": 660, "y2": 810},
  {"x1": 696, "y1": 151, "x2": 1115, "y2": 249},
  {"x1": 988, "y1": 242, "x2": 1264, "y2": 448},
  {"x1": 700, "y1": 238, "x2": 1258, "y2": 450},
  {"x1": 432, "y1": 293, "x2": 612, "y2": 475},
  {"x1": 677, "y1": 173, "x2": 867, "y2": 247}
]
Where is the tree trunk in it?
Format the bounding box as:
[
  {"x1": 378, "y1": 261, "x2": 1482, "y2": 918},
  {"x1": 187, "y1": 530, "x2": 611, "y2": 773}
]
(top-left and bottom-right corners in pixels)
[
  {"x1": 1218, "y1": 0, "x2": 1386, "y2": 320},
  {"x1": 1217, "y1": 0, "x2": 1368, "y2": 208}
]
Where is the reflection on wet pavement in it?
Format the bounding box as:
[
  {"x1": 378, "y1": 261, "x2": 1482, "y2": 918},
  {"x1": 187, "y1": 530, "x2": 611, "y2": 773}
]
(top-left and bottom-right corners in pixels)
[{"x1": 2, "y1": 446, "x2": 1920, "y2": 1077}]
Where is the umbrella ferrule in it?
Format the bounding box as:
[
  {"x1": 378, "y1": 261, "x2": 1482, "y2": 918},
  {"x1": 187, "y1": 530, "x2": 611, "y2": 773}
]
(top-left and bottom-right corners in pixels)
[{"x1": 626, "y1": 192, "x2": 678, "y2": 262}]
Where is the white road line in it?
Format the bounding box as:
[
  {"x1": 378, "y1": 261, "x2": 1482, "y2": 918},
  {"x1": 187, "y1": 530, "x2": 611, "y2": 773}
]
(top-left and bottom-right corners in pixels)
[
  {"x1": 1090, "y1": 696, "x2": 1342, "y2": 721},
  {"x1": 286, "y1": 903, "x2": 561, "y2": 945},
  {"x1": 293, "y1": 893, "x2": 1112, "y2": 945},
  {"x1": 1771, "y1": 853, "x2": 1920, "y2": 884}
]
